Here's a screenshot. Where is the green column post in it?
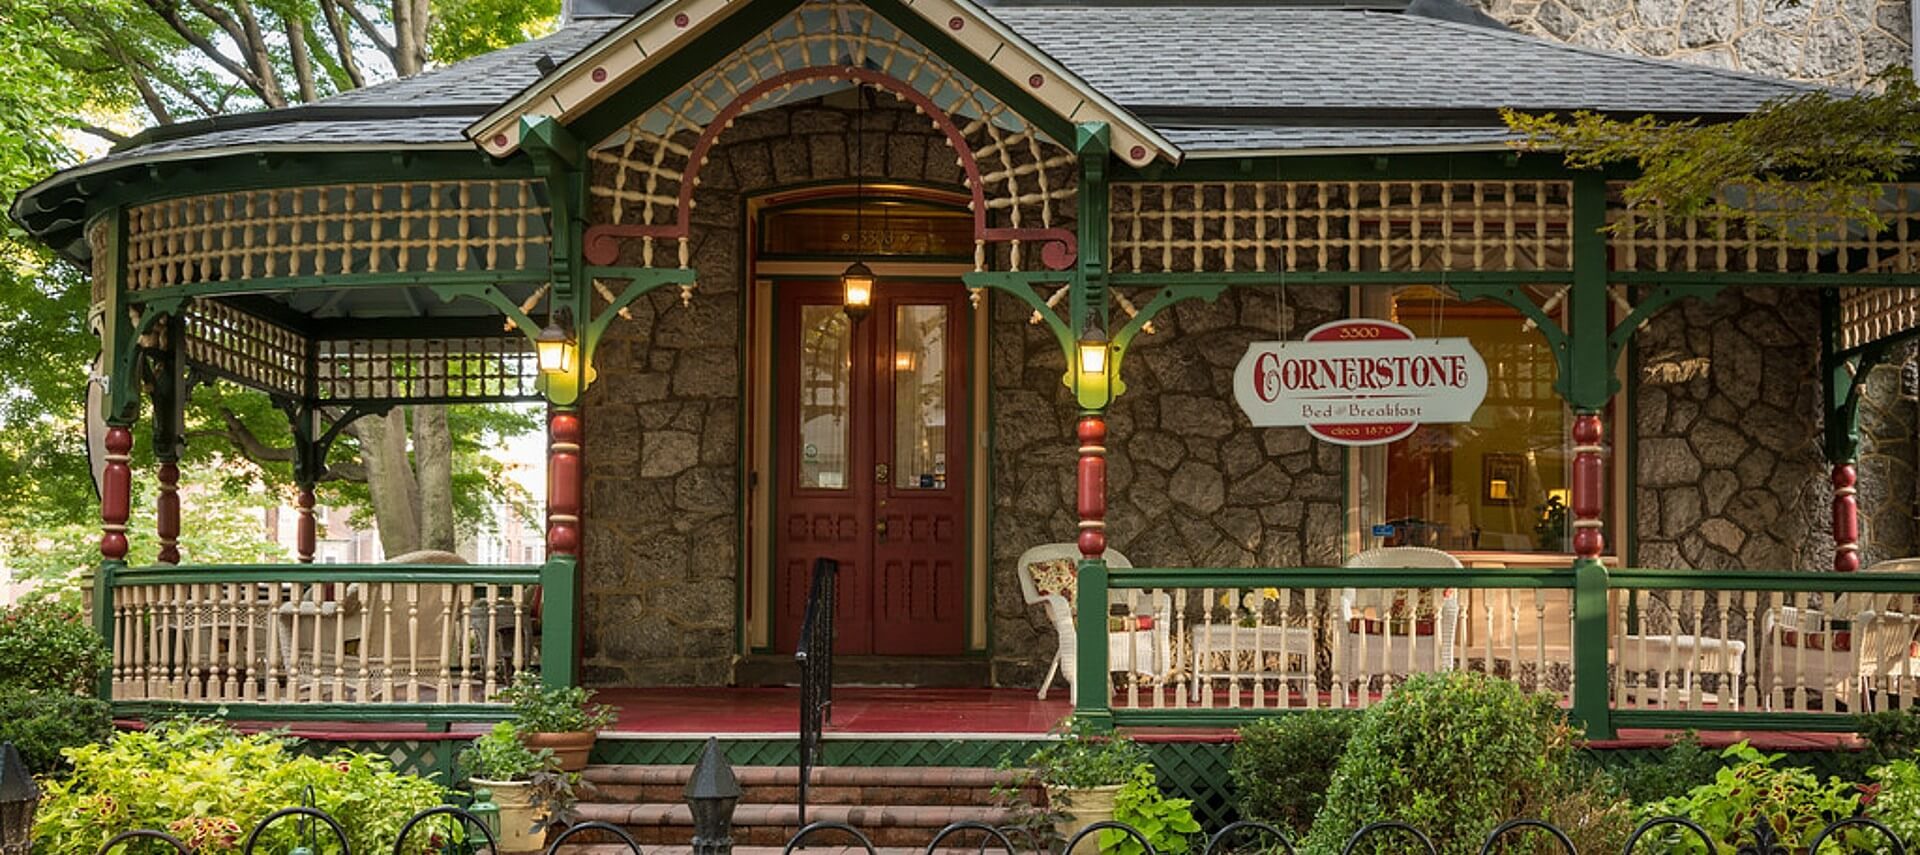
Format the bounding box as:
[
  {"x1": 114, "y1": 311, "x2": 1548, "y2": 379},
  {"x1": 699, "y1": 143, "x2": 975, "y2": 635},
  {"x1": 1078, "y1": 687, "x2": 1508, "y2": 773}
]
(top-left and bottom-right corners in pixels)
[
  {"x1": 1566, "y1": 172, "x2": 1614, "y2": 740},
  {"x1": 1069, "y1": 123, "x2": 1115, "y2": 728},
  {"x1": 541, "y1": 556, "x2": 579, "y2": 689}
]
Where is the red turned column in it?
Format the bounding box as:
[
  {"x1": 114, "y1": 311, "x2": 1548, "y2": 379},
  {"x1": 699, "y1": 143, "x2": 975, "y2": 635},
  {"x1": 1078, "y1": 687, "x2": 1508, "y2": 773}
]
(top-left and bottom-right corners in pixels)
[
  {"x1": 547, "y1": 408, "x2": 583, "y2": 557},
  {"x1": 1076, "y1": 415, "x2": 1107, "y2": 558},
  {"x1": 296, "y1": 486, "x2": 317, "y2": 564},
  {"x1": 155, "y1": 461, "x2": 180, "y2": 564},
  {"x1": 101, "y1": 426, "x2": 133, "y2": 562},
  {"x1": 1833, "y1": 463, "x2": 1860, "y2": 572},
  {"x1": 1571, "y1": 413, "x2": 1606, "y2": 559}
]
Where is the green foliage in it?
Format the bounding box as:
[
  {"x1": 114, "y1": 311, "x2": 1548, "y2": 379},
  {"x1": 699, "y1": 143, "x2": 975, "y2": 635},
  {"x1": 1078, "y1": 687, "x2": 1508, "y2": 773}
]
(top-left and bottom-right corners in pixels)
[
  {"x1": 1607, "y1": 732, "x2": 1725, "y2": 804},
  {"x1": 461, "y1": 720, "x2": 555, "y2": 782},
  {"x1": 1303, "y1": 672, "x2": 1612, "y2": 855},
  {"x1": 1024, "y1": 718, "x2": 1151, "y2": 790},
  {"x1": 1102, "y1": 764, "x2": 1201, "y2": 855},
  {"x1": 1868, "y1": 759, "x2": 1920, "y2": 847},
  {"x1": 0, "y1": 685, "x2": 110, "y2": 774},
  {"x1": 1231, "y1": 711, "x2": 1359, "y2": 837},
  {"x1": 33, "y1": 719, "x2": 446, "y2": 855},
  {"x1": 0, "y1": 599, "x2": 106, "y2": 693},
  {"x1": 1640, "y1": 742, "x2": 1862, "y2": 854},
  {"x1": 429, "y1": 0, "x2": 558, "y2": 64},
  {"x1": 498, "y1": 671, "x2": 616, "y2": 733},
  {"x1": 1504, "y1": 67, "x2": 1920, "y2": 244}
]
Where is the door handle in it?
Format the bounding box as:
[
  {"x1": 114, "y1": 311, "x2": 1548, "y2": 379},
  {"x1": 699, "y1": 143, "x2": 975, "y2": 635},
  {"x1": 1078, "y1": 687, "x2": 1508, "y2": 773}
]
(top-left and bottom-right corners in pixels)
[
  {"x1": 875, "y1": 463, "x2": 890, "y2": 483},
  {"x1": 876, "y1": 518, "x2": 889, "y2": 541}
]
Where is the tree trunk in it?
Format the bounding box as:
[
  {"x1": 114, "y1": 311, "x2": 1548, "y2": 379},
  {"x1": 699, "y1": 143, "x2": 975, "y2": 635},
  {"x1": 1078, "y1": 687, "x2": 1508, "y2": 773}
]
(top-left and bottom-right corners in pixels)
[
  {"x1": 358, "y1": 408, "x2": 423, "y2": 556},
  {"x1": 412, "y1": 404, "x2": 456, "y2": 552}
]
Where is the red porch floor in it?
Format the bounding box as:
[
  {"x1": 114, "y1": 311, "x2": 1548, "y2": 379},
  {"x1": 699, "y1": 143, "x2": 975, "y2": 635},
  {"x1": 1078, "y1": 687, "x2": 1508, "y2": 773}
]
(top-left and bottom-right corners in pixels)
[{"x1": 141, "y1": 686, "x2": 1865, "y2": 752}]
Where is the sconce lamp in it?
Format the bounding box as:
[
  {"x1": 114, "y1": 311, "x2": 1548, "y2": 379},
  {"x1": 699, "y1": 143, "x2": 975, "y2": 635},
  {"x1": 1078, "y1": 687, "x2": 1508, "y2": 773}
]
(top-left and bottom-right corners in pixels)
[
  {"x1": 1075, "y1": 315, "x2": 1113, "y2": 410},
  {"x1": 536, "y1": 308, "x2": 576, "y2": 375},
  {"x1": 841, "y1": 261, "x2": 875, "y2": 321}
]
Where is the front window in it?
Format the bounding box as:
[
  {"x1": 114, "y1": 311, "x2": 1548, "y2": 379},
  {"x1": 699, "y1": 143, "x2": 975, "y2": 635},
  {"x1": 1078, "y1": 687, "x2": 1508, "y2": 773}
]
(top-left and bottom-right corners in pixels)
[{"x1": 1355, "y1": 286, "x2": 1605, "y2": 555}]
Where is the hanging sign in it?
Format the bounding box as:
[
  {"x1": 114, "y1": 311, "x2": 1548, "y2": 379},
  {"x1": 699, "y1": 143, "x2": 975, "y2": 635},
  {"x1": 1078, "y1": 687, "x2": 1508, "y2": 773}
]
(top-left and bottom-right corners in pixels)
[{"x1": 1233, "y1": 319, "x2": 1488, "y2": 446}]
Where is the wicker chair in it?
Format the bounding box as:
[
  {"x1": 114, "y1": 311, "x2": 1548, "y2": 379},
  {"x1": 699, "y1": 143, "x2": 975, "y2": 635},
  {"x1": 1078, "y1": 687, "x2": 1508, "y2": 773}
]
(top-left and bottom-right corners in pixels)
[
  {"x1": 1335, "y1": 547, "x2": 1463, "y2": 702},
  {"x1": 1759, "y1": 559, "x2": 1920, "y2": 711},
  {"x1": 1016, "y1": 543, "x2": 1169, "y2": 705}
]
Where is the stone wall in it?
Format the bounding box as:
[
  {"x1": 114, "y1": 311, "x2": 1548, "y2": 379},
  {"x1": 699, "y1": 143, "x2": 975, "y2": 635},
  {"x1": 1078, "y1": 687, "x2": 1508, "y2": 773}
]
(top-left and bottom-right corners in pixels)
[
  {"x1": 578, "y1": 97, "x2": 963, "y2": 686},
  {"x1": 1469, "y1": 0, "x2": 1911, "y2": 86},
  {"x1": 988, "y1": 288, "x2": 1348, "y2": 685}
]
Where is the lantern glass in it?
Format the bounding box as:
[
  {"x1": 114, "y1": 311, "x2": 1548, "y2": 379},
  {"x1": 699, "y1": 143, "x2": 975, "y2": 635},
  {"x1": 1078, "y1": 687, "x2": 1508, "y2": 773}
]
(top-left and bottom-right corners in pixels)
[
  {"x1": 841, "y1": 261, "x2": 875, "y2": 319},
  {"x1": 1078, "y1": 339, "x2": 1109, "y2": 375},
  {"x1": 536, "y1": 320, "x2": 574, "y2": 375}
]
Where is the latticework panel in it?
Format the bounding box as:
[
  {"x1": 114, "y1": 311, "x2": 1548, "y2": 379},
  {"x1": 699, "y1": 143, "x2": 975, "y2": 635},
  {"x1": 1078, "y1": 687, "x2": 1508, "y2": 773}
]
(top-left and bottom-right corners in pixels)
[
  {"x1": 88, "y1": 217, "x2": 112, "y2": 305},
  {"x1": 315, "y1": 336, "x2": 541, "y2": 402},
  {"x1": 586, "y1": 0, "x2": 1076, "y2": 272},
  {"x1": 1606, "y1": 182, "x2": 1920, "y2": 274},
  {"x1": 1838, "y1": 286, "x2": 1920, "y2": 351},
  {"x1": 182, "y1": 300, "x2": 308, "y2": 397},
  {"x1": 1109, "y1": 181, "x2": 1573, "y2": 275},
  {"x1": 125, "y1": 181, "x2": 550, "y2": 290}
]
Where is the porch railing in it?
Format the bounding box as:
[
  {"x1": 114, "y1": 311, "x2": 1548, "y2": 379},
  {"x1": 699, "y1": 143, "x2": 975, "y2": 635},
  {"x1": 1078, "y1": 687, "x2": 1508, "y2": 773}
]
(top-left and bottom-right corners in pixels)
[
  {"x1": 1095, "y1": 564, "x2": 1920, "y2": 735},
  {"x1": 93, "y1": 562, "x2": 548, "y2": 716}
]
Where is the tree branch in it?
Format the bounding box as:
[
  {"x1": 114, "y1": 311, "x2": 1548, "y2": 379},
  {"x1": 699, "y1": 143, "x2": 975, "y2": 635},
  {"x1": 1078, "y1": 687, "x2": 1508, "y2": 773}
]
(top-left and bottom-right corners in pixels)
[
  {"x1": 317, "y1": 0, "x2": 366, "y2": 87},
  {"x1": 336, "y1": 0, "x2": 396, "y2": 61},
  {"x1": 227, "y1": 0, "x2": 288, "y2": 107},
  {"x1": 187, "y1": 407, "x2": 368, "y2": 483},
  {"x1": 285, "y1": 15, "x2": 318, "y2": 101},
  {"x1": 73, "y1": 122, "x2": 130, "y2": 145},
  {"x1": 108, "y1": 43, "x2": 175, "y2": 124},
  {"x1": 139, "y1": 0, "x2": 269, "y2": 100}
]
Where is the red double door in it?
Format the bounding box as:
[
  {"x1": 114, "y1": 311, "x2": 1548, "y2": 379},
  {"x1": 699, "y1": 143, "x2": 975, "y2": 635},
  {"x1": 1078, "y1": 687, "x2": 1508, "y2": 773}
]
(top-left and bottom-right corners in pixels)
[{"x1": 772, "y1": 281, "x2": 970, "y2": 656}]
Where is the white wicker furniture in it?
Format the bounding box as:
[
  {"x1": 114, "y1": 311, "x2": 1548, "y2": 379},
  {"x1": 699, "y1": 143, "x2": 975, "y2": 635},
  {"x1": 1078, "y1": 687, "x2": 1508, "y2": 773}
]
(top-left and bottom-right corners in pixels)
[
  {"x1": 1017, "y1": 543, "x2": 1169, "y2": 705},
  {"x1": 1759, "y1": 559, "x2": 1920, "y2": 711},
  {"x1": 1335, "y1": 547, "x2": 1464, "y2": 701}
]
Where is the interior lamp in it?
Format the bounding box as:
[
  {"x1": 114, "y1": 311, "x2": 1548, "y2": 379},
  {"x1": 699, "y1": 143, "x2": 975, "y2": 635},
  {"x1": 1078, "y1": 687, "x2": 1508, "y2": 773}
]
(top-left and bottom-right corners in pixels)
[
  {"x1": 536, "y1": 308, "x2": 575, "y2": 375},
  {"x1": 842, "y1": 261, "x2": 876, "y2": 321}
]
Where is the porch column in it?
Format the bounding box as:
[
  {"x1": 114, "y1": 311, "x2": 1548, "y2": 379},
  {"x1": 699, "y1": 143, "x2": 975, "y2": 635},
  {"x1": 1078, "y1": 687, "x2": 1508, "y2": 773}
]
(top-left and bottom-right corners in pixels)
[
  {"x1": 296, "y1": 485, "x2": 317, "y2": 563},
  {"x1": 101, "y1": 425, "x2": 134, "y2": 562},
  {"x1": 1833, "y1": 463, "x2": 1860, "y2": 572},
  {"x1": 1076, "y1": 415, "x2": 1107, "y2": 558},
  {"x1": 156, "y1": 460, "x2": 180, "y2": 564},
  {"x1": 1571, "y1": 413, "x2": 1606, "y2": 559},
  {"x1": 546, "y1": 406, "x2": 583, "y2": 557}
]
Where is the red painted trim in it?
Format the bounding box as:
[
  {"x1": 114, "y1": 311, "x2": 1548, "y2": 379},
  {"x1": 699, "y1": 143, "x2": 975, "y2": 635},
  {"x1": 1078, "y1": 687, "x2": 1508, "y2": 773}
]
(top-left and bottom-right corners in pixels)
[
  {"x1": 1833, "y1": 463, "x2": 1860, "y2": 572},
  {"x1": 1076, "y1": 416, "x2": 1107, "y2": 558},
  {"x1": 582, "y1": 66, "x2": 1077, "y2": 271},
  {"x1": 156, "y1": 461, "x2": 180, "y2": 565},
  {"x1": 1571, "y1": 413, "x2": 1604, "y2": 560},
  {"x1": 101, "y1": 426, "x2": 133, "y2": 561},
  {"x1": 547, "y1": 408, "x2": 584, "y2": 558},
  {"x1": 296, "y1": 487, "x2": 317, "y2": 564}
]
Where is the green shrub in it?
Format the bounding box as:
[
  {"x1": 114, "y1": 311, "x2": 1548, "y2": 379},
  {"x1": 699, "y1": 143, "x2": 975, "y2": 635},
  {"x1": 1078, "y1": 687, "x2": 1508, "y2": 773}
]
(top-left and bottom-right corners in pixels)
[
  {"x1": 0, "y1": 600, "x2": 107, "y2": 694},
  {"x1": 1025, "y1": 718, "x2": 1149, "y2": 789},
  {"x1": 1231, "y1": 711, "x2": 1358, "y2": 837},
  {"x1": 1104, "y1": 764, "x2": 1202, "y2": 855},
  {"x1": 0, "y1": 685, "x2": 110, "y2": 773},
  {"x1": 1606, "y1": 731, "x2": 1723, "y2": 803},
  {"x1": 1640, "y1": 742, "x2": 1861, "y2": 854},
  {"x1": 1868, "y1": 758, "x2": 1920, "y2": 847},
  {"x1": 33, "y1": 719, "x2": 446, "y2": 855},
  {"x1": 496, "y1": 672, "x2": 615, "y2": 733},
  {"x1": 1303, "y1": 672, "x2": 1624, "y2": 855}
]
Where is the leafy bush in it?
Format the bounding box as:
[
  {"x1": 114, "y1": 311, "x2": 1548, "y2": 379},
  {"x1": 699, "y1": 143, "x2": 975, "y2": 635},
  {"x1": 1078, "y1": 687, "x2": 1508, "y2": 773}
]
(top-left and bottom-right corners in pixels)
[
  {"x1": 0, "y1": 685, "x2": 110, "y2": 773},
  {"x1": 1303, "y1": 672, "x2": 1623, "y2": 855},
  {"x1": 1231, "y1": 711, "x2": 1358, "y2": 836},
  {"x1": 0, "y1": 600, "x2": 107, "y2": 694},
  {"x1": 1868, "y1": 759, "x2": 1920, "y2": 846},
  {"x1": 1025, "y1": 718, "x2": 1150, "y2": 789},
  {"x1": 461, "y1": 720, "x2": 555, "y2": 781},
  {"x1": 1640, "y1": 742, "x2": 1861, "y2": 854},
  {"x1": 1103, "y1": 764, "x2": 1201, "y2": 855},
  {"x1": 1606, "y1": 731, "x2": 1723, "y2": 804},
  {"x1": 496, "y1": 672, "x2": 616, "y2": 733},
  {"x1": 33, "y1": 719, "x2": 446, "y2": 855}
]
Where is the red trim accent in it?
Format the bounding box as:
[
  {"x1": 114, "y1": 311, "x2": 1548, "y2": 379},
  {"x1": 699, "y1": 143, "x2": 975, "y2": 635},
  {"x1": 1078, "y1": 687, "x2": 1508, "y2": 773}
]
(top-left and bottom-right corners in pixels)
[
  {"x1": 1076, "y1": 416, "x2": 1106, "y2": 558},
  {"x1": 547, "y1": 408, "x2": 584, "y2": 557},
  {"x1": 156, "y1": 461, "x2": 180, "y2": 565},
  {"x1": 1834, "y1": 463, "x2": 1860, "y2": 572},
  {"x1": 1571, "y1": 413, "x2": 1604, "y2": 559},
  {"x1": 582, "y1": 66, "x2": 1077, "y2": 270},
  {"x1": 296, "y1": 487, "x2": 317, "y2": 564},
  {"x1": 101, "y1": 427, "x2": 133, "y2": 561}
]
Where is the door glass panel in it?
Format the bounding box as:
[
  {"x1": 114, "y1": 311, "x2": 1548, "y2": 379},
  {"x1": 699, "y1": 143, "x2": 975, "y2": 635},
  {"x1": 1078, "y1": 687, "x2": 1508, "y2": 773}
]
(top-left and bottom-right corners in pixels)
[
  {"x1": 893, "y1": 304, "x2": 949, "y2": 490},
  {"x1": 798, "y1": 305, "x2": 852, "y2": 490}
]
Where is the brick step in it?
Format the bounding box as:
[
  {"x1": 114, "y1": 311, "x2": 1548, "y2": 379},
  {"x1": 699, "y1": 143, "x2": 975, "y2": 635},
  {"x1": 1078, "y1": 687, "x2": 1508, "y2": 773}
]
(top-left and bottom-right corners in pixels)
[
  {"x1": 568, "y1": 803, "x2": 1027, "y2": 847},
  {"x1": 556, "y1": 846, "x2": 1006, "y2": 855},
  {"x1": 582, "y1": 766, "x2": 1034, "y2": 808}
]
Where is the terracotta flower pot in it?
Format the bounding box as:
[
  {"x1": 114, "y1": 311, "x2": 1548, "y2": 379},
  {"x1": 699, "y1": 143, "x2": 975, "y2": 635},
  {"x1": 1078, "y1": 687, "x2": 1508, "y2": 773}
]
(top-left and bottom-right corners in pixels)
[
  {"x1": 1051, "y1": 783, "x2": 1124, "y2": 855},
  {"x1": 521, "y1": 730, "x2": 596, "y2": 772},
  {"x1": 472, "y1": 778, "x2": 549, "y2": 854}
]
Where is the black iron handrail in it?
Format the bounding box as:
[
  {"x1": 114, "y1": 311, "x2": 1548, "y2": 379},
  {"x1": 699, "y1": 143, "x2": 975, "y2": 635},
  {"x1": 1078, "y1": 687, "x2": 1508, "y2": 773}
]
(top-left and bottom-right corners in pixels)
[{"x1": 794, "y1": 557, "x2": 838, "y2": 826}]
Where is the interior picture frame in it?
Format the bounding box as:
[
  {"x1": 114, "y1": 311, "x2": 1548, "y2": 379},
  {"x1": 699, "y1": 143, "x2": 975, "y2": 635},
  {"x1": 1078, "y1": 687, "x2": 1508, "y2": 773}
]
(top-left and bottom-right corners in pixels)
[{"x1": 1482, "y1": 453, "x2": 1524, "y2": 506}]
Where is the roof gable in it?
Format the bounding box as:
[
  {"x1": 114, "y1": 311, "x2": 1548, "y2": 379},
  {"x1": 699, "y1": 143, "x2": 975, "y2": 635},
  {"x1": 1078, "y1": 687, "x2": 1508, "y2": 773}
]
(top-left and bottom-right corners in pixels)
[{"x1": 467, "y1": 0, "x2": 1180, "y2": 166}]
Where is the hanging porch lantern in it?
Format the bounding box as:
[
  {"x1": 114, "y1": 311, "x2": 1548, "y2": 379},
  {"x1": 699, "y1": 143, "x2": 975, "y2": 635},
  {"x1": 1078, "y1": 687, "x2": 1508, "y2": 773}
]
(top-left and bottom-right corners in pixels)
[
  {"x1": 841, "y1": 261, "x2": 876, "y2": 321},
  {"x1": 1075, "y1": 313, "x2": 1113, "y2": 410},
  {"x1": 536, "y1": 308, "x2": 576, "y2": 375},
  {"x1": 0, "y1": 743, "x2": 39, "y2": 855}
]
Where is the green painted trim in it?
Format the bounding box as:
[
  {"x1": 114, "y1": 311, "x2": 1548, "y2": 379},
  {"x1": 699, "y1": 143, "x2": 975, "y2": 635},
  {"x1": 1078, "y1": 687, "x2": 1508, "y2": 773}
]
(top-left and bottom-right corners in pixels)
[
  {"x1": 1108, "y1": 567, "x2": 1577, "y2": 589},
  {"x1": 1567, "y1": 173, "x2": 1612, "y2": 410},
  {"x1": 542, "y1": 554, "x2": 579, "y2": 689},
  {"x1": 112, "y1": 562, "x2": 542, "y2": 585},
  {"x1": 1112, "y1": 151, "x2": 1574, "y2": 183},
  {"x1": 1608, "y1": 710, "x2": 1861, "y2": 733},
  {"x1": 92, "y1": 561, "x2": 121, "y2": 700},
  {"x1": 864, "y1": 0, "x2": 1077, "y2": 147},
  {"x1": 1074, "y1": 556, "x2": 1114, "y2": 729},
  {"x1": 1610, "y1": 567, "x2": 1920, "y2": 592},
  {"x1": 1571, "y1": 557, "x2": 1613, "y2": 739},
  {"x1": 1611, "y1": 271, "x2": 1920, "y2": 288},
  {"x1": 112, "y1": 701, "x2": 508, "y2": 722},
  {"x1": 1113, "y1": 271, "x2": 1572, "y2": 288},
  {"x1": 125, "y1": 271, "x2": 547, "y2": 304},
  {"x1": 965, "y1": 271, "x2": 1074, "y2": 357}
]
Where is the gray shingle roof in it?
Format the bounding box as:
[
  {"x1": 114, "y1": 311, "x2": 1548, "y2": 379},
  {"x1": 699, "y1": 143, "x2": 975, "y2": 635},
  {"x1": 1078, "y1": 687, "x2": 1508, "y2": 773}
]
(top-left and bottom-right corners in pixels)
[
  {"x1": 1161, "y1": 125, "x2": 1523, "y2": 152},
  {"x1": 993, "y1": 7, "x2": 1811, "y2": 116},
  {"x1": 320, "y1": 21, "x2": 622, "y2": 108}
]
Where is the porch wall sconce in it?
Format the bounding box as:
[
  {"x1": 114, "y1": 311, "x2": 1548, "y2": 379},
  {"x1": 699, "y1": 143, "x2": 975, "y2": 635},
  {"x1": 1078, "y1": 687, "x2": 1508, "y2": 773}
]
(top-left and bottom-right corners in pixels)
[
  {"x1": 536, "y1": 308, "x2": 576, "y2": 375},
  {"x1": 842, "y1": 261, "x2": 875, "y2": 321},
  {"x1": 1075, "y1": 316, "x2": 1113, "y2": 409},
  {"x1": 0, "y1": 742, "x2": 38, "y2": 855}
]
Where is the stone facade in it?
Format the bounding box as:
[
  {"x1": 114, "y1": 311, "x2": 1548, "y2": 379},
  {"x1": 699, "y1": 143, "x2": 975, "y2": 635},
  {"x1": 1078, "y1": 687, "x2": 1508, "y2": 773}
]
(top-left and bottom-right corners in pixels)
[
  {"x1": 988, "y1": 288, "x2": 1348, "y2": 684},
  {"x1": 1470, "y1": 0, "x2": 1911, "y2": 86},
  {"x1": 578, "y1": 97, "x2": 965, "y2": 686}
]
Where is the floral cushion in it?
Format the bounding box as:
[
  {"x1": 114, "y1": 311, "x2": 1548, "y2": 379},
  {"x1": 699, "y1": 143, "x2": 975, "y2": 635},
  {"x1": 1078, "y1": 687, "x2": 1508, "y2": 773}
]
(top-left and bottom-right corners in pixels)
[{"x1": 1028, "y1": 558, "x2": 1078, "y2": 605}]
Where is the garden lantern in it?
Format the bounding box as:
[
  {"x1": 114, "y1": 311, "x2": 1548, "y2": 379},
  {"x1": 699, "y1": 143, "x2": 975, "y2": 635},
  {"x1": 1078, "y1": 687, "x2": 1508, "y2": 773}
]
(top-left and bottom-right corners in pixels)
[
  {"x1": 684, "y1": 737, "x2": 740, "y2": 855},
  {"x1": 0, "y1": 743, "x2": 38, "y2": 855},
  {"x1": 841, "y1": 261, "x2": 875, "y2": 321},
  {"x1": 536, "y1": 309, "x2": 576, "y2": 375},
  {"x1": 467, "y1": 787, "x2": 501, "y2": 840}
]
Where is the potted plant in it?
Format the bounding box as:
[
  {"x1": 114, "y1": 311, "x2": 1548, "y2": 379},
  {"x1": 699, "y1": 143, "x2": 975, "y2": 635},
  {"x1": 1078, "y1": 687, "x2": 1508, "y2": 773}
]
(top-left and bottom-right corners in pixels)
[
  {"x1": 461, "y1": 721, "x2": 573, "y2": 854},
  {"x1": 1024, "y1": 718, "x2": 1150, "y2": 853},
  {"x1": 497, "y1": 672, "x2": 616, "y2": 772}
]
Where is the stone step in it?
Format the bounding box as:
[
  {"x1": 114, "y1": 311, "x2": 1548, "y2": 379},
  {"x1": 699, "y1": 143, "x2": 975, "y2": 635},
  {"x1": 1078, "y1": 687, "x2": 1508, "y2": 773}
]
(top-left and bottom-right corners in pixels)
[
  {"x1": 567, "y1": 803, "x2": 1028, "y2": 847},
  {"x1": 583, "y1": 765, "x2": 1033, "y2": 807}
]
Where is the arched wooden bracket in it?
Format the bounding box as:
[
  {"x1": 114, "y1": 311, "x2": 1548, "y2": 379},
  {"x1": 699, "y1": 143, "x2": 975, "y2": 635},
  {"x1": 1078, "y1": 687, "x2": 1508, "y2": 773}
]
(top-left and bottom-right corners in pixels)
[
  {"x1": 964, "y1": 274, "x2": 1224, "y2": 401},
  {"x1": 104, "y1": 296, "x2": 184, "y2": 423},
  {"x1": 271, "y1": 398, "x2": 395, "y2": 486},
  {"x1": 1108, "y1": 284, "x2": 1226, "y2": 394}
]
